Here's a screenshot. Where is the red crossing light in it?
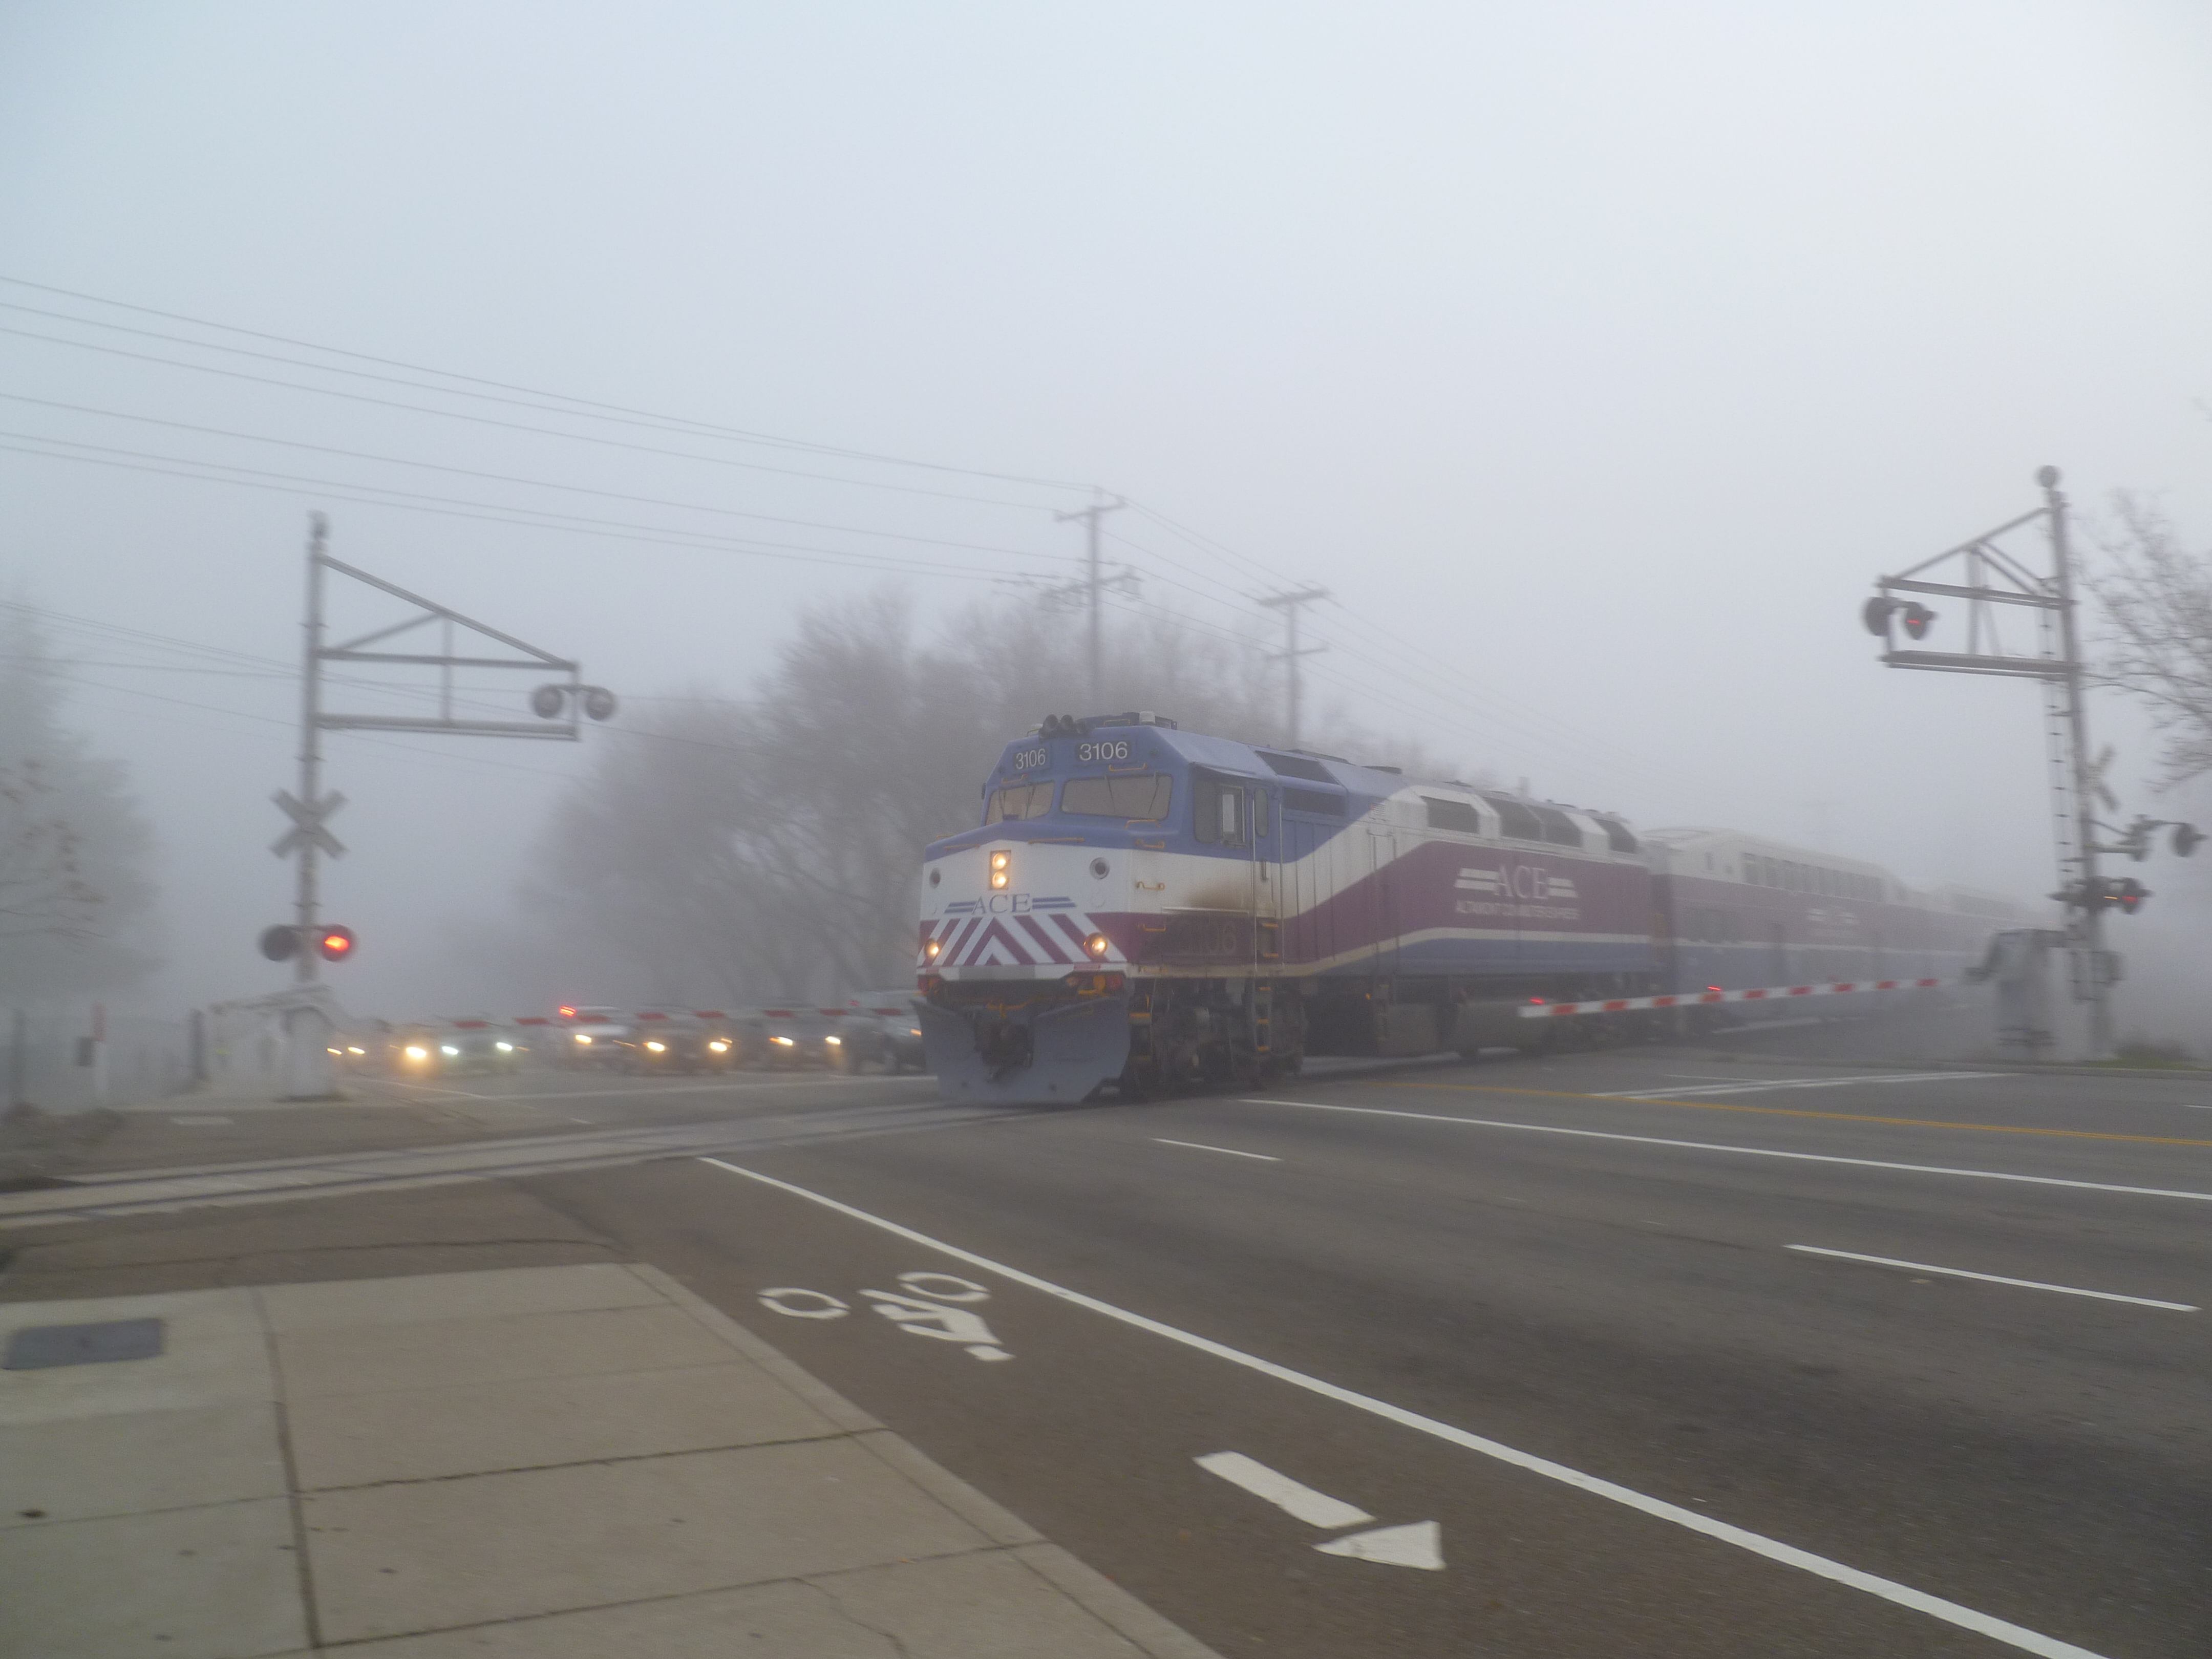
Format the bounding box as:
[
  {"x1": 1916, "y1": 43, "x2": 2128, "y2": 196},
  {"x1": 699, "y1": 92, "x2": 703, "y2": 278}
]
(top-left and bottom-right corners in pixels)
[{"x1": 317, "y1": 926, "x2": 356, "y2": 962}]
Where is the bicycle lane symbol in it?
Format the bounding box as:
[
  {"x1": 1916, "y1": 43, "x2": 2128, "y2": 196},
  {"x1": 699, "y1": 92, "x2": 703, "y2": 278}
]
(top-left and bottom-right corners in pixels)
[{"x1": 756, "y1": 1271, "x2": 1014, "y2": 1362}]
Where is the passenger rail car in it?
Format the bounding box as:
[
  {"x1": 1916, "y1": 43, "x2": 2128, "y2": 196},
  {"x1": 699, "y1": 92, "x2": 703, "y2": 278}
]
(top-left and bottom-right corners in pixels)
[{"x1": 915, "y1": 713, "x2": 2017, "y2": 1104}]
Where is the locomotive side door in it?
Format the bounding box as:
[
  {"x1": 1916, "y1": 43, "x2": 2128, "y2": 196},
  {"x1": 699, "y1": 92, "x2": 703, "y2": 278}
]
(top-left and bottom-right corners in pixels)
[
  {"x1": 1369, "y1": 826, "x2": 1399, "y2": 975},
  {"x1": 1252, "y1": 785, "x2": 1279, "y2": 970}
]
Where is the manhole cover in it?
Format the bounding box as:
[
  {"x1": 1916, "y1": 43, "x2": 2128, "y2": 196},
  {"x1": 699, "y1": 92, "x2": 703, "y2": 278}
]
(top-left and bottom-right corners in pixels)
[{"x1": 3, "y1": 1317, "x2": 166, "y2": 1370}]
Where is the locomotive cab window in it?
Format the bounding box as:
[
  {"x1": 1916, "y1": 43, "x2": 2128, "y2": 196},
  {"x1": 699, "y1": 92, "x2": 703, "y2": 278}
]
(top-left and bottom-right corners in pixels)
[
  {"x1": 1061, "y1": 774, "x2": 1174, "y2": 820},
  {"x1": 984, "y1": 781, "x2": 1054, "y2": 824}
]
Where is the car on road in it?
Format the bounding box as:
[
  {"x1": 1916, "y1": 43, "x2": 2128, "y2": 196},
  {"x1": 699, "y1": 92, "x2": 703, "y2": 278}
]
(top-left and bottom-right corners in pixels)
[
  {"x1": 558, "y1": 1005, "x2": 629, "y2": 1069},
  {"x1": 441, "y1": 1020, "x2": 523, "y2": 1075},
  {"x1": 832, "y1": 995, "x2": 929, "y2": 1073},
  {"x1": 739, "y1": 1006, "x2": 841, "y2": 1068},
  {"x1": 624, "y1": 1015, "x2": 712, "y2": 1075}
]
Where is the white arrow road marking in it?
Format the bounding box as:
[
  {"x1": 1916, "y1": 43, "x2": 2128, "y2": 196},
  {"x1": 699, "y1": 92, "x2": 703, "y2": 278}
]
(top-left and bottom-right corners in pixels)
[
  {"x1": 862, "y1": 1289, "x2": 1013, "y2": 1359},
  {"x1": 1316, "y1": 1520, "x2": 1445, "y2": 1570},
  {"x1": 1195, "y1": 1452, "x2": 1374, "y2": 1529},
  {"x1": 1195, "y1": 1453, "x2": 1445, "y2": 1569}
]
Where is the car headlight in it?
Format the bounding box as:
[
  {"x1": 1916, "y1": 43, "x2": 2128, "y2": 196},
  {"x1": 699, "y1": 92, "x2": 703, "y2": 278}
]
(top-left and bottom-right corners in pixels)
[
  {"x1": 645, "y1": 1040, "x2": 666, "y2": 1053},
  {"x1": 326, "y1": 1046, "x2": 342, "y2": 1055},
  {"x1": 772, "y1": 1034, "x2": 794, "y2": 1046},
  {"x1": 405, "y1": 1045, "x2": 428, "y2": 1060},
  {"x1": 495, "y1": 1041, "x2": 513, "y2": 1052},
  {"x1": 825, "y1": 1035, "x2": 842, "y2": 1046},
  {"x1": 441, "y1": 1045, "x2": 460, "y2": 1056},
  {"x1": 574, "y1": 1033, "x2": 591, "y2": 1045},
  {"x1": 708, "y1": 1040, "x2": 729, "y2": 1053},
  {"x1": 909, "y1": 1027, "x2": 922, "y2": 1036},
  {"x1": 348, "y1": 1046, "x2": 365, "y2": 1055}
]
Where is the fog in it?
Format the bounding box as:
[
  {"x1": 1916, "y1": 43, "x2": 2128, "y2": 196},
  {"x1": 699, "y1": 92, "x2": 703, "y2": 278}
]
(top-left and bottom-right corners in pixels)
[{"x1": 2, "y1": 4, "x2": 2209, "y2": 1039}]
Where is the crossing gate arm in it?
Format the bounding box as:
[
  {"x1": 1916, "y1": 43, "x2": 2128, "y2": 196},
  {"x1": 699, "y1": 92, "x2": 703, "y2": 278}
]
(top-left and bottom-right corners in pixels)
[{"x1": 1515, "y1": 978, "x2": 1950, "y2": 1019}]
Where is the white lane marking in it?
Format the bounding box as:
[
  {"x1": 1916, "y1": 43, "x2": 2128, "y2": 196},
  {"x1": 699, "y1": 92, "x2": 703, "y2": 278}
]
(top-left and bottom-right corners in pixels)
[
  {"x1": 1238, "y1": 1098, "x2": 2212, "y2": 1205},
  {"x1": 1195, "y1": 1451, "x2": 1374, "y2": 1528},
  {"x1": 1154, "y1": 1138, "x2": 1280, "y2": 1162},
  {"x1": 1316, "y1": 1519, "x2": 1445, "y2": 1570},
  {"x1": 758, "y1": 1287, "x2": 849, "y2": 1319},
  {"x1": 1786, "y1": 1246, "x2": 2199, "y2": 1311},
  {"x1": 1599, "y1": 1072, "x2": 1996, "y2": 1099},
  {"x1": 700, "y1": 1157, "x2": 2112, "y2": 1659}
]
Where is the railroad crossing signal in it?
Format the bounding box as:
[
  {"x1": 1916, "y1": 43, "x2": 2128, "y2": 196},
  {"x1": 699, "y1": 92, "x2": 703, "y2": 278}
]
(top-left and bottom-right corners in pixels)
[
  {"x1": 1860, "y1": 597, "x2": 1935, "y2": 640},
  {"x1": 2056, "y1": 878, "x2": 2150, "y2": 914},
  {"x1": 259, "y1": 923, "x2": 358, "y2": 961},
  {"x1": 270, "y1": 789, "x2": 346, "y2": 860}
]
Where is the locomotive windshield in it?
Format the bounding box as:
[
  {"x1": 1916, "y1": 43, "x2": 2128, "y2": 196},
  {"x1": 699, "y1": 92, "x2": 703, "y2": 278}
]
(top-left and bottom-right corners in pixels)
[
  {"x1": 1060, "y1": 775, "x2": 1174, "y2": 819},
  {"x1": 984, "y1": 781, "x2": 1055, "y2": 824}
]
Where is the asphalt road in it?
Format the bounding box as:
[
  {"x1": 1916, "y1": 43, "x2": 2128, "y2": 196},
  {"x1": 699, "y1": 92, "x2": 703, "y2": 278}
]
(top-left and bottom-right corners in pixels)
[{"x1": 514, "y1": 1048, "x2": 2212, "y2": 1659}]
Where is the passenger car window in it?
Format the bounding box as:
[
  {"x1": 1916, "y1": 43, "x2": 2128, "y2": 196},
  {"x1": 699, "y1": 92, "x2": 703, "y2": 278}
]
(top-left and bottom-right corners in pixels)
[
  {"x1": 1422, "y1": 796, "x2": 1483, "y2": 834},
  {"x1": 1479, "y1": 793, "x2": 1545, "y2": 840}
]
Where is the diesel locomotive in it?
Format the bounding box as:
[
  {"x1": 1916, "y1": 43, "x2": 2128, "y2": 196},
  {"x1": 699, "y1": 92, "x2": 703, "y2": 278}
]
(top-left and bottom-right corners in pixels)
[{"x1": 914, "y1": 712, "x2": 2010, "y2": 1104}]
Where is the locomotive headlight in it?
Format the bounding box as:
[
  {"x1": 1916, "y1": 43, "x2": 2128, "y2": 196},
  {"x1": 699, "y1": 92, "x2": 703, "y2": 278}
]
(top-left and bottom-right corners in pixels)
[
  {"x1": 989, "y1": 849, "x2": 1010, "y2": 889},
  {"x1": 645, "y1": 1040, "x2": 666, "y2": 1053},
  {"x1": 924, "y1": 938, "x2": 942, "y2": 960},
  {"x1": 1086, "y1": 932, "x2": 1111, "y2": 959}
]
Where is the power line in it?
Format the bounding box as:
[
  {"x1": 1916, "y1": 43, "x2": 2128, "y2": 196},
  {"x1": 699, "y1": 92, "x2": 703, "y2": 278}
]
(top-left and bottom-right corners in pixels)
[
  {"x1": 0, "y1": 324, "x2": 1073, "y2": 512},
  {"x1": 0, "y1": 438, "x2": 1053, "y2": 584},
  {"x1": 0, "y1": 276, "x2": 1098, "y2": 491},
  {"x1": 0, "y1": 393, "x2": 1075, "y2": 565}
]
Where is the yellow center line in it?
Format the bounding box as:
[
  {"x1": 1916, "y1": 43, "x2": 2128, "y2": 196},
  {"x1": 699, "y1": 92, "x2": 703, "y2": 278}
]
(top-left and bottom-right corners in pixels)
[{"x1": 1375, "y1": 1079, "x2": 2212, "y2": 1148}]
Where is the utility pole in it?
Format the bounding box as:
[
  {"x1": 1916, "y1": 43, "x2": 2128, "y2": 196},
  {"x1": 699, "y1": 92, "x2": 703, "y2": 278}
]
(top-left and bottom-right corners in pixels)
[
  {"x1": 1861, "y1": 465, "x2": 2144, "y2": 1061},
  {"x1": 1052, "y1": 497, "x2": 1126, "y2": 705},
  {"x1": 281, "y1": 514, "x2": 334, "y2": 1099},
  {"x1": 2043, "y1": 467, "x2": 2113, "y2": 1058},
  {"x1": 1257, "y1": 588, "x2": 1328, "y2": 749}
]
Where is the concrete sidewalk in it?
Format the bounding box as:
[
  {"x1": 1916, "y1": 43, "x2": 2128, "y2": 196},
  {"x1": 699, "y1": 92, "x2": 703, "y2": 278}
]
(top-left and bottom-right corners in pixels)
[{"x1": 0, "y1": 1262, "x2": 1219, "y2": 1657}]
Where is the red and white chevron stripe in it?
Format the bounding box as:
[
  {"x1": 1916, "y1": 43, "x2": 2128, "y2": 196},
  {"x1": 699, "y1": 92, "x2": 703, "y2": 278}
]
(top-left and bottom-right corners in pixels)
[
  {"x1": 926, "y1": 909, "x2": 1110, "y2": 969},
  {"x1": 1516, "y1": 976, "x2": 1949, "y2": 1019}
]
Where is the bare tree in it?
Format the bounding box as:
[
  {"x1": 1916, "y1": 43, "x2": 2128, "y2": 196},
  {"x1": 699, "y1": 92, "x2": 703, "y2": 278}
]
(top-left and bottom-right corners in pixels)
[
  {"x1": 519, "y1": 584, "x2": 1479, "y2": 1006},
  {"x1": 0, "y1": 604, "x2": 158, "y2": 999},
  {"x1": 2089, "y1": 498, "x2": 2212, "y2": 786},
  {"x1": 0, "y1": 760, "x2": 101, "y2": 942}
]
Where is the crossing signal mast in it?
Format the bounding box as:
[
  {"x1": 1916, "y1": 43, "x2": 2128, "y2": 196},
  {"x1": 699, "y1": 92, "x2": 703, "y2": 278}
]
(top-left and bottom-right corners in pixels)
[
  {"x1": 1863, "y1": 467, "x2": 2197, "y2": 1060},
  {"x1": 268, "y1": 515, "x2": 611, "y2": 1098}
]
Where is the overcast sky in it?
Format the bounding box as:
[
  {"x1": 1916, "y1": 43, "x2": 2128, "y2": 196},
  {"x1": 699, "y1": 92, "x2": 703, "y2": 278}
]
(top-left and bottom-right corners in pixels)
[{"x1": 3, "y1": 2, "x2": 2209, "y2": 1025}]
